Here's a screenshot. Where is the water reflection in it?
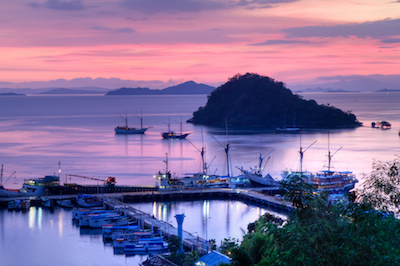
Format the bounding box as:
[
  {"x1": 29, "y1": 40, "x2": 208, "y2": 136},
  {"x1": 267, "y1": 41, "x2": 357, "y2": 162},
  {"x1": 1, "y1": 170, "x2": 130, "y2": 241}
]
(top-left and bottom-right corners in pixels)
[{"x1": 130, "y1": 199, "x2": 287, "y2": 244}]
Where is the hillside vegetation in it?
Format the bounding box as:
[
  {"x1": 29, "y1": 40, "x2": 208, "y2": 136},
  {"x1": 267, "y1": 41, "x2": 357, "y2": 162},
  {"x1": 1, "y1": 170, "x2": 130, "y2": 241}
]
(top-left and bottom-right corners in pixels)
[{"x1": 188, "y1": 73, "x2": 362, "y2": 128}]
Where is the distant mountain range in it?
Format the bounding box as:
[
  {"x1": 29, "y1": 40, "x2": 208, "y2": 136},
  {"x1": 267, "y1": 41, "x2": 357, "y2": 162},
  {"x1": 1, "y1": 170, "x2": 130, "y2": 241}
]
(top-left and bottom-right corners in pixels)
[
  {"x1": 288, "y1": 74, "x2": 400, "y2": 92},
  {"x1": 1, "y1": 74, "x2": 400, "y2": 95},
  {"x1": 105, "y1": 81, "x2": 215, "y2": 95},
  {"x1": 0, "y1": 81, "x2": 215, "y2": 95}
]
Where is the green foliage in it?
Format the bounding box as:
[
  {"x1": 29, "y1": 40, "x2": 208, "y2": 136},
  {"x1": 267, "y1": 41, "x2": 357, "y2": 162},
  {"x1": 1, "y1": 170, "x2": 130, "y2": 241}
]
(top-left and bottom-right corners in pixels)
[
  {"x1": 188, "y1": 73, "x2": 361, "y2": 128},
  {"x1": 168, "y1": 235, "x2": 181, "y2": 254},
  {"x1": 357, "y1": 157, "x2": 400, "y2": 215},
  {"x1": 229, "y1": 195, "x2": 400, "y2": 266}
]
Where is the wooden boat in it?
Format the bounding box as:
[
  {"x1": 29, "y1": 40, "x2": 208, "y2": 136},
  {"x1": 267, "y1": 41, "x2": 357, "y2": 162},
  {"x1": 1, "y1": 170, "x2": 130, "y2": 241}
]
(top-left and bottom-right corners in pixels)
[
  {"x1": 115, "y1": 111, "x2": 148, "y2": 134},
  {"x1": 56, "y1": 199, "x2": 73, "y2": 208},
  {"x1": 124, "y1": 240, "x2": 168, "y2": 253},
  {"x1": 41, "y1": 197, "x2": 54, "y2": 208},
  {"x1": 161, "y1": 117, "x2": 190, "y2": 139},
  {"x1": 76, "y1": 194, "x2": 103, "y2": 208}
]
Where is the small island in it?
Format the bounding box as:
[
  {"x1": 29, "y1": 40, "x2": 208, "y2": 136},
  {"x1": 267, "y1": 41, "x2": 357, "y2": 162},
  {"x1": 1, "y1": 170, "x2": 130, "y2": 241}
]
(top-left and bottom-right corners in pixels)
[
  {"x1": 105, "y1": 81, "x2": 215, "y2": 95},
  {"x1": 0, "y1": 92, "x2": 25, "y2": 96},
  {"x1": 188, "y1": 73, "x2": 362, "y2": 128}
]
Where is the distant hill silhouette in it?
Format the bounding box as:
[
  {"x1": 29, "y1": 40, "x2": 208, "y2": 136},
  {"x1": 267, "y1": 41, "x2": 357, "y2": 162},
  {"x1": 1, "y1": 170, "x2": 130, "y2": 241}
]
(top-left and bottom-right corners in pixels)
[
  {"x1": 105, "y1": 81, "x2": 215, "y2": 95},
  {"x1": 39, "y1": 88, "x2": 106, "y2": 94},
  {"x1": 188, "y1": 73, "x2": 362, "y2": 128},
  {"x1": 0, "y1": 92, "x2": 25, "y2": 96}
]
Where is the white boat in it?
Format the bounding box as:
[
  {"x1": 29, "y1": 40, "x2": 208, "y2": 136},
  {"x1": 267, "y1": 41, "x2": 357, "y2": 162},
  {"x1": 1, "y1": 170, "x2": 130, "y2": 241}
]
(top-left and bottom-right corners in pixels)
[
  {"x1": 79, "y1": 211, "x2": 115, "y2": 227},
  {"x1": 115, "y1": 111, "x2": 148, "y2": 134},
  {"x1": 275, "y1": 113, "x2": 300, "y2": 133},
  {"x1": 114, "y1": 236, "x2": 164, "y2": 249},
  {"x1": 0, "y1": 163, "x2": 61, "y2": 198},
  {"x1": 56, "y1": 199, "x2": 73, "y2": 208},
  {"x1": 238, "y1": 149, "x2": 280, "y2": 187},
  {"x1": 281, "y1": 133, "x2": 357, "y2": 196},
  {"x1": 89, "y1": 214, "x2": 130, "y2": 228},
  {"x1": 76, "y1": 194, "x2": 104, "y2": 208},
  {"x1": 124, "y1": 240, "x2": 168, "y2": 253},
  {"x1": 72, "y1": 208, "x2": 108, "y2": 220},
  {"x1": 103, "y1": 224, "x2": 141, "y2": 240},
  {"x1": 155, "y1": 153, "x2": 230, "y2": 190}
]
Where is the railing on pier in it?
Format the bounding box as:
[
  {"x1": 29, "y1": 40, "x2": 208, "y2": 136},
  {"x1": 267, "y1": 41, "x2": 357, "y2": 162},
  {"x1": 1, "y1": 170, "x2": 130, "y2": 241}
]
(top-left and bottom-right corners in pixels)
[{"x1": 104, "y1": 198, "x2": 213, "y2": 254}]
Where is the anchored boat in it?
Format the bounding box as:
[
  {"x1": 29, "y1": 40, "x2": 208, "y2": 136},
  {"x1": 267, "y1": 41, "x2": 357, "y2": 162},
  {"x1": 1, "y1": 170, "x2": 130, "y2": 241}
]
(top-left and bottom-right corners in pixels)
[{"x1": 115, "y1": 111, "x2": 148, "y2": 134}]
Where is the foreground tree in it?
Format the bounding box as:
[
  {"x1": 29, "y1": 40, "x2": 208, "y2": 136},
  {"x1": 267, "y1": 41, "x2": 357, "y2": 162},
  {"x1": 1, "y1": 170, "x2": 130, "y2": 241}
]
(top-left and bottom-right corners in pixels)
[
  {"x1": 224, "y1": 161, "x2": 400, "y2": 266},
  {"x1": 357, "y1": 157, "x2": 400, "y2": 215}
]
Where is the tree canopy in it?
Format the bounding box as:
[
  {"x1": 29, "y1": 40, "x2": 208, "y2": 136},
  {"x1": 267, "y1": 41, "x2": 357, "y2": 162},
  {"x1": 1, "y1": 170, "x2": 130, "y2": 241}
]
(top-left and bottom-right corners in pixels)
[
  {"x1": 220, "y1": 159, "x2": 400, "y2": 265},
  {"x1": 188, "y1": 73, "x2": 361, "y2": 128}
]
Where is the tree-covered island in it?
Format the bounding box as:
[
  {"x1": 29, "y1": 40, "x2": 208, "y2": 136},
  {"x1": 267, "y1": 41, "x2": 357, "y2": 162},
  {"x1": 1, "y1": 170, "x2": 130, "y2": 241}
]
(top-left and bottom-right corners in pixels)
[{"x1": 188, "y1": 73, "x2": 362, "y2": 128}]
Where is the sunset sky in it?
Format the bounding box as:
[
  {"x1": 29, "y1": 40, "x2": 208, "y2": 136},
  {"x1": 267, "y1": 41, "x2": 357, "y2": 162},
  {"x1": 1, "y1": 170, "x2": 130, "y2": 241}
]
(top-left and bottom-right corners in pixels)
[{"x1": 1, "y1": 0, "x2": 399, "y2": 86}]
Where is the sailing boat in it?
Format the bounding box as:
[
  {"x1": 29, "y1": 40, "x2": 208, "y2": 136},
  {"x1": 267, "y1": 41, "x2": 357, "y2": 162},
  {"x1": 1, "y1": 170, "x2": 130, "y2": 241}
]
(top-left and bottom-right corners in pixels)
[
  {"x1": 309, "y1": 132, "x2": 358, "y2": 195},
  {"x1": 281, "y1": 135, "x2": 316, "y2": 181},
  {"x1": 281, "y1": 132, "x2": 357, "y2": 195},
  {"x1": 275, "y1": 113, "x2": 300, "y2": 133},
  {"x1": 238, "y1": 148, "x2": 279, "y2": 187},
  {"x1": 115, "y1": 110, "x2": 148, "y2": 134},
  {"x1": 161, "y1": 117, "x2": 190, "y2": 139},
  {"x1": 155, "y1": 140, "x2": 230, "y2": 189}
]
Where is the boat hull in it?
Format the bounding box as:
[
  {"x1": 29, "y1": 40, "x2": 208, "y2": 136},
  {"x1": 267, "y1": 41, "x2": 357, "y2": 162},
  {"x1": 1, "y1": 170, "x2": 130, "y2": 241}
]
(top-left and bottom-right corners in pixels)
[{"x1": 115, "y1": 127, "x2": 148, "y2": 134}]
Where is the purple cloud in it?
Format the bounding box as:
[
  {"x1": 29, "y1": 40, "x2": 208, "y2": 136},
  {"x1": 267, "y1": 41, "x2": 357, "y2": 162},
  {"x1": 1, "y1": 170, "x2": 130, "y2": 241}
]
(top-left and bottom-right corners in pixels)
[
  {"x1": 381, "y1": 38, "x2": 400, "y2": 44},
  {"x1": 250, "y1": 39, "x2": 311, "y2": 45},
  {"x1": 115, "y1": 27, "x2": 135, "y2": 33},
  {"x1": 283, "y1": 18, "x2": 400, "y2": 39},
  {"x1": 120, "y1": 0, "x2": 298, "y2": 14},
  {"x1": 28, "y1": 0, "x2": 86, "y2": 11}
]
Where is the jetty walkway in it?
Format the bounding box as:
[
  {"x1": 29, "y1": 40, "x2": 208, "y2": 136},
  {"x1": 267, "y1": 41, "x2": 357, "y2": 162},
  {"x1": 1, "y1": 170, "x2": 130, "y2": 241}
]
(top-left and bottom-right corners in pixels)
[
  {"x1": 104, "y1": 197, "x2": 214, "y2": 253},
  {"x1": 1, "y1": 187, "x2": 293, "y2": 254}
]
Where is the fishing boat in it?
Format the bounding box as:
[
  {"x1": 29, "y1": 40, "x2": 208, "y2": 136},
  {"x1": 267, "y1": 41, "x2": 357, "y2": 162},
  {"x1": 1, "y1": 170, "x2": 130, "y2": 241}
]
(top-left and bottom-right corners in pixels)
[
  {"x1": 115, "y1": 111, "x2": 148, "y2": 134},
  {"x1": 124, "y1": 240, "x2": 168, "y2": 253},
  {"x1": 7, "y1": 200, "x2": 15, "y2": 210},
  {"x1": 238, "y1": 149, "x2": 280, "y2": 187},
  {"x1": 161, "y1": 117, "x2": 190, "y2": 139},
  {"x1": 76, "y1": 194, "x2": 104, "y2": 208},
  {"x1": 41, "y1": 197, "x2": 54, "y2": 208},
  {"x1": 281, "y1": 133, "x2": 357, "y2": 196},
  {"x1": 21, "y1": 200, "x2": 31, "y2": 210},
  {"x1": 56, "y1": 199, "x2": 74, "y2": 208},
  {"x1": 275, "y1": 113, "x2": 300, "y2": 134},
  {"x1": 47, "y1": 175, "x2": 157, "y2": 195},
  {"x1": 309, "y1": 134, "x2": 358, "y2": 195},
  {"x1": 155, "y1": 152, "x2": 230, "y2": 190}
]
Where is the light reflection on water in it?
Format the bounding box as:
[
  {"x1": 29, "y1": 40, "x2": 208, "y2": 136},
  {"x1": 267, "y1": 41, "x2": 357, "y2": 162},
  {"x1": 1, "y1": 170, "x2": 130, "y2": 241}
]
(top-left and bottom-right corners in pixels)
[
  {"x1": 0, "y1": 199, "x2": 285, "y2": 266},
  {"x1": 1, "y1": 93, "x2": 399, "y2": 191},
  {"x1": 129, "y1": 199, "x2": 287, "y2": 244},
  {"x1": 0, "y1": 92, "x2": 400, "y2": 264}
]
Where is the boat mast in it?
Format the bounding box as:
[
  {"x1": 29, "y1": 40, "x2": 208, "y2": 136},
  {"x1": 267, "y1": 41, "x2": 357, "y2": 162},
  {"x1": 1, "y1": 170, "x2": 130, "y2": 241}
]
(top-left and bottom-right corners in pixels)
[
  {"x1": 0, "y1": 164, "x2": 3, "y2": 187},
  {"x1": 299, "y1": 133, "x2": 316, "y2": 175},
  {"x1": 327, "y1": 131, "x2": 342, "y2": 172}
]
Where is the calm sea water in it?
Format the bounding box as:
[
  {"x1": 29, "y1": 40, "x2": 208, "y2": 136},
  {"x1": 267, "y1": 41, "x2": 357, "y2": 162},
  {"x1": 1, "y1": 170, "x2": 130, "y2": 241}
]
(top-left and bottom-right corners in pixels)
[
  {"x1": 0, "y1": 92, "x2": 400, "y2": 265},
  {"x1": 0, "y1": 92, "x2": 399, "y2": 187}
]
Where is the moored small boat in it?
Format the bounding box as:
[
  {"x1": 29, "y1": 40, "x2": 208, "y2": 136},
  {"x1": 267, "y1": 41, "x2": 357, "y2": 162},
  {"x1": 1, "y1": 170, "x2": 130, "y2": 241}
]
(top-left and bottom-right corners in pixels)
[
  {"x1": 41, "y1": 197, "x2": 54, "y2": 208},
  {"x1": 124, "y1": 240, "x2": 168, "y2": 253},
  {"x1": 115, "y1": 111, "x2": 148, "y2": 134},
  {"x1": 76, "y1": 194, "x2": 104, "y2": 208},
  {"x1": 56, "y1": 199, "x2": 73, "y2": 208}
]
